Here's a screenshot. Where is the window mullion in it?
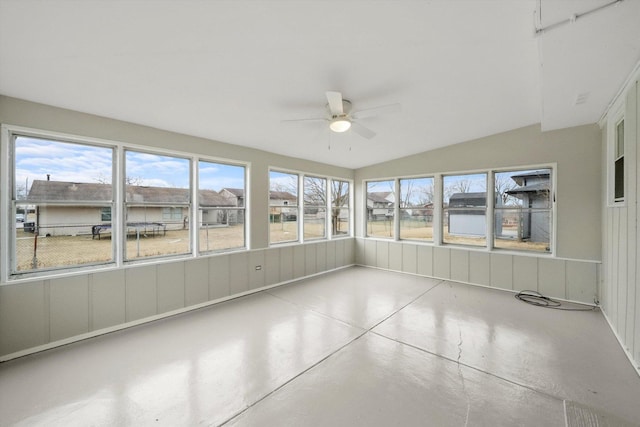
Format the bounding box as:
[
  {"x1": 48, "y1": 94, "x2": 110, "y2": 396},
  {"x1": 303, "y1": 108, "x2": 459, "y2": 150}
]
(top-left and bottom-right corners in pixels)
[
  {"x1": 433, "y1": 174, "x2": 442, "y2": 245},
  {"x1": 394, "y1": 179, "x2": 400, "y2": 241},
  {"x1": 487, "y1": 171, "x2": 495, "y2": 251}
]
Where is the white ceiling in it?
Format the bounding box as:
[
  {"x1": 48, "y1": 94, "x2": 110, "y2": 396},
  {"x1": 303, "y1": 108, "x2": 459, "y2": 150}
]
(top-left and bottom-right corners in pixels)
[{"x1": 1, "y1": 0, "x2": 639, "y2": 169}]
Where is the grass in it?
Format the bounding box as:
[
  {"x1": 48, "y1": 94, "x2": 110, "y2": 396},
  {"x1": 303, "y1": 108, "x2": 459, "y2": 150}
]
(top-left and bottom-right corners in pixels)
[
  {"x1": 14, "y1": 219, "x2": 546, "y2": 272},
  {"x1": 367, "y1": 220, "x2": 549, "y2": 252}
]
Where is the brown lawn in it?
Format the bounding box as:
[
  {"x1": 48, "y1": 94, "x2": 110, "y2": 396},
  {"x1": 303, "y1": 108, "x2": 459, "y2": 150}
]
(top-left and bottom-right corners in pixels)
[{"x1": 14, "y1": 219, "x2": 546, "y2": 272}]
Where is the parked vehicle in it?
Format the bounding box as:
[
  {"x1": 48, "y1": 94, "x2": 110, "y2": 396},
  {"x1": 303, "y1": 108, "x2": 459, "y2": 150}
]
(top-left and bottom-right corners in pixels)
[{"x1": 15, "y1": 214, "x2": 25, "y2": 223}]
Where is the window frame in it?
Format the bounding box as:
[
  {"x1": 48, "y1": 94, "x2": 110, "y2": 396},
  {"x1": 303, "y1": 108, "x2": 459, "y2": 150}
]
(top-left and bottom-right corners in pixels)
[
  {"x1": 6, "y1": 129, "x2": 117, "y2": 276},
  {"x1": 123, "y1": 148, "x2": 192, "y2": 262},
  {"x1": 362, "y1": 164, "x2": 556, "y2": 255},
  {"x1": 607, "y1": 104, "x2": 626, "y2": 207},
  {"x1": 303, "y1": 175, "x2": 328, "y2": 241},
  {"x1": 331, "y1": 179, "x2": 351, "y2": 238},
  {"x1": 364, "y1": 179, "x2": 396, "y2": 240},
  {"x1": 1, "y1": 124, "x2": 251, "y2": 281},
  {"x1": 442, "y1": 172, "x2": 488, "y2": 248},
  {"x1": 197, "y1": 159, "x2": 248, "y2": 254},
  {"x1": 398, "y1": 176, "x2": 435, "y2": 242},
  {"x1": 492, "y1": 168, "x2": 553, "y2": 254},
  {"x1": 268, "y1": 167, "x2": 353, "y2": 246}
]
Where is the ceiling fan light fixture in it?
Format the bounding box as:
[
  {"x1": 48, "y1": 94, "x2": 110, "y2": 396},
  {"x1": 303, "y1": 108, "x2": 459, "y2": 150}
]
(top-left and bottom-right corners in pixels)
[{"x1": 330, "y1": 118, "x2": 351, "y2": 133}]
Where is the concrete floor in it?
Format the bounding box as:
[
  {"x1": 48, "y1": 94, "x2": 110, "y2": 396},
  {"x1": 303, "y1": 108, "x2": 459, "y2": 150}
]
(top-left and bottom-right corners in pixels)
[{"x1": 1, "y1": 266, "x2": 639, "y2": 426}]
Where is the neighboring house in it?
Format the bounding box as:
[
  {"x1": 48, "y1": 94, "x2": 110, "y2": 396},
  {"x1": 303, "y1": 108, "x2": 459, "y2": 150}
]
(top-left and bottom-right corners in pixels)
[
  {"x1": 406, "y1": 203, "x2": 434, "y2": 222},
  {"x1": 269, "y1": 190, "x2": 297, "y2": 220},
  {"x1": 447, "y1": 170, "x2": 550, "y2": 241},
  {"x1": 26, "y1": 180, "x2": 234, "y2": 236},
  {"x1": 448, "y1": 192, "x2": 487, "y2": 237},
  {"x1": 367, "y1": 191, "x2": 394, "y2": 220},
  {"x1": 219, "y1": 188, "x2": 245, "y2": 207},
  {"x1": 219, "y1": 187, "x2": 245, "y2": 225},
  {"x1": 505, "y1": 170, "x2": 550, "y2": 242}
]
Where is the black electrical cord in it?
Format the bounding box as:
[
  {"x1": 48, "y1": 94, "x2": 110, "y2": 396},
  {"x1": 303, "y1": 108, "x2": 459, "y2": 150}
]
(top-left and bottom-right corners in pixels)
[{"x1": 514, "y1": 290, "x2": 598, "y2": 311}]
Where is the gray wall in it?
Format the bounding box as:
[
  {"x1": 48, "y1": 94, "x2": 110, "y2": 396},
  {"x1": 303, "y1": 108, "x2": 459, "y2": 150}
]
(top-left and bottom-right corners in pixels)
[
  {"x1": 0, "y1": 96, "x2": 355, "y2": 359},
  {"x1": 0, "y1": 96, "x2": 614, "y2": 364},
  {"x1": 353, "y1": 124, "x2": 602, "y2": 306},
  {"x1": 355, "y1": 123, "x2": 602, "y2": 262}
]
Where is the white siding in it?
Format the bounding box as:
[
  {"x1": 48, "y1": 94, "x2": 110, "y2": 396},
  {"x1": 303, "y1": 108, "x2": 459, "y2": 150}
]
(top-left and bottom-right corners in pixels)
[{"x1": 602, "y1": 79, "x2": 640, "y2": 371}]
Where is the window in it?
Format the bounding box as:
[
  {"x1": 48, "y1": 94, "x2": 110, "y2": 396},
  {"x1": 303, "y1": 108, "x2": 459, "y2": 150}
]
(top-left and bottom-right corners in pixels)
[
  {"x1": 614, "y1": 119, "x2": 624, "y2": 201},
  {"x1": 199, "y1": 161, "x2": 246, "y2": 252},
  {"x1": 303, "y1": 176, "x2": 327, "y2": 240},
  {"x1": 366, "y1": 180, "x2": 395, "y2": 239},
  {"x1": 331, "y1": 180, "x2": 350, "y2": 237},
  {"x1": 269, "y1": 171, "x2": 298, "y2": 243},
  {"x1": 124, "y1": 150, "x2": 190, "y2": 260},
  {"x1": 101, "y1": 207, "x2": 112, "y2": 222},
  {"x1": 162, "y1": 207, "x2": 183, "y2": 221},
  {"x1": 443, "y1": 173, "x2": 487, "y2": 247},
  {"x1": 400, "y1": 177, "x2": 434, "y2": 241},
  {"x1": 12, "y1": 135, "x2": 114, "y2": 273},
  {"x1": 494, "y1": 169, "x2": 551, "y2": 253},
  {"x1": 5, "y1": 126, "x2": 251, "y2": 279}
]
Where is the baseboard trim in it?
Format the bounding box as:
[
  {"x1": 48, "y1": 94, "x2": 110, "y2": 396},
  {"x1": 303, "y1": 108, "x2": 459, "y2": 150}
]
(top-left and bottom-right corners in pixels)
[{"x1": 0, "y1": 264, "x2": 355, "y2": 363}]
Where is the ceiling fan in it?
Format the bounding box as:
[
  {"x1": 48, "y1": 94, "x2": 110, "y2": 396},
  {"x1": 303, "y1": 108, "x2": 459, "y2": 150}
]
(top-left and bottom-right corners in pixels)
[{"x1": 283, "y1": 91, "x2": 401, "y2": 139}]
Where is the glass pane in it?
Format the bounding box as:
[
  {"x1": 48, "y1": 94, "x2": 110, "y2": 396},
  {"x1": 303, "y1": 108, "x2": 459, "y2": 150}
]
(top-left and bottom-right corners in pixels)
[
  {"x1": 125, "y1": 151, "x2": 190, "y2": 260},
  {"x1": 494, "y1": 169, "x2": 552, "y2": 252},
  {"x1": 331, "y1": 180, "x2": 350, "y2": 236},
  {"x1": 443, "y1": 173, "x2": 486, "y2": 246},
  {"x1": 125, "y1": 207, "x2": 190, "y2": 260},
  {"x1": 270, "y1": 171, "x2": 298, "y2": 243},
  {"x1": 16, "y1": 136, "x2": 114, "y2": 202},
  {"x1": 304, "y1": 207, "x2": 326, "y2": 239},
  {"x1": 14, "y1": 208, "x2": 113, "y2": 272},
  {"x1": 495, "y1": 169, "x2": 551, "y2": 208},
  {"x1": 616, "y1": 119, "x2": 624, "y2": 157},
  {"x1": 399, "y1": 177, "x2": 433, "y2": 241},
  {"x1": 199, "y1": 209, "x2": 245, "y2": 251},
  {"x1": 303, "y1": 176, "x2": 326, "y2": 206},
  {"x1": 269, "y1": 206, "x2": 298, "y2": 243},
  {"x1": 615, "y1": 158, "x2": 624, "y2": 200},
  {"x1": 199, "y1": 161, "x2": 246, "y2": 252},
  {"x1": 13, "y1": 136, "x2": 115, "y2": 273},
  {"x1": 494, "y1": 209, "x2": 551, "y2": 252},
  {"x1": 303, "y1": 177, "x2": 326, "y2": 240},
  {"x1": 366, "y1": 180, "x2": 395, "y2": 238}
]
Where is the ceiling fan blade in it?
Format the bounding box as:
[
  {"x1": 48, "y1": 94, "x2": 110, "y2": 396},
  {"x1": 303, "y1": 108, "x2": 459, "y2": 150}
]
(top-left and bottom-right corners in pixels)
[
  {"x1": 326, "y1": 91, "x2": 344, "y2": 115},
  {"x1": 351, "y1": 122, "x2": 376, "y2": 139},
  {"x1": 351, "y1": 103, "x2": 401, "y2": 119},
  {"x1": 281, "y1": 117, "x2": 327, "y2": 123}
]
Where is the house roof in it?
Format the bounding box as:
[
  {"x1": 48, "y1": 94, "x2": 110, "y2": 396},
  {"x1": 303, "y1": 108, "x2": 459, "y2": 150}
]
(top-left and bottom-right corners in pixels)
[
  {"x1": 221, "y1": 188, "x2": 244, "y2": 197},
  {"x1": 368, "y1": 192, "x2": 393, "y2": 204},
  {"x1": 506, "y1": 183, "x2": 550, "y2": 195},
  {"x1": 269, "y1": 190, "x2": 297, "y2": 201},
  {"x1": 27, "y1": 180, "x2": 112, "y2": 202},
  {"x1": 27, "y1": 180, "x2": 234, "y2": 206},
  {"x1": 449, "y1": 192, "x2": 486, "y2": 208},
  {"x1": 509, "y1": 170, "x2": 550, "y2": 186}
]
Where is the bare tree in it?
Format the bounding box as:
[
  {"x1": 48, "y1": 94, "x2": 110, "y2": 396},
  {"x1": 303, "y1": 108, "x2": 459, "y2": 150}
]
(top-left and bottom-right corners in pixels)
[
  {"x1": 331, "y1": 180, "x2": 349, "y2": 235},
  {"x1": 452, "y1": 179, "x2": 472, "y2": 193},
  {"x1": 95, "y1": 174, "x2": 144, "y2": 186},
  {"x1": 495, "y1": 175, "x2": 517, "y2": 206},
  {"x1": 15, "y1": 182, "x2": 27, "y2": 200},
  {"x1": 270, "y1": 175, "x2": 297, "y2": 196},
  {"x1": 419, "y1": 184, "x2": 434, "y2": 205},
  {"x1": 303, "y1": 177, "x2": 326, "y2": 205},
  {"x1": 400, "y1": 180, "x2": 415, "y2": 207}
]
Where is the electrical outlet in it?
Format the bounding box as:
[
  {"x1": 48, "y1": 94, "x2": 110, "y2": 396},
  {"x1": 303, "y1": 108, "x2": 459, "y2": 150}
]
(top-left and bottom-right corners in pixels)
[{"x1": 255, "y1": 265, "x2": 262, "y2": 270}]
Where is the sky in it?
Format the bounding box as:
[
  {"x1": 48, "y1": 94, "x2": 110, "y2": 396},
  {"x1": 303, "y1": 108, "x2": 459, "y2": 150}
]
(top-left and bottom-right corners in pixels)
[{"x1": 14, "y1": 136, "x2": 245, "y2": 196}]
